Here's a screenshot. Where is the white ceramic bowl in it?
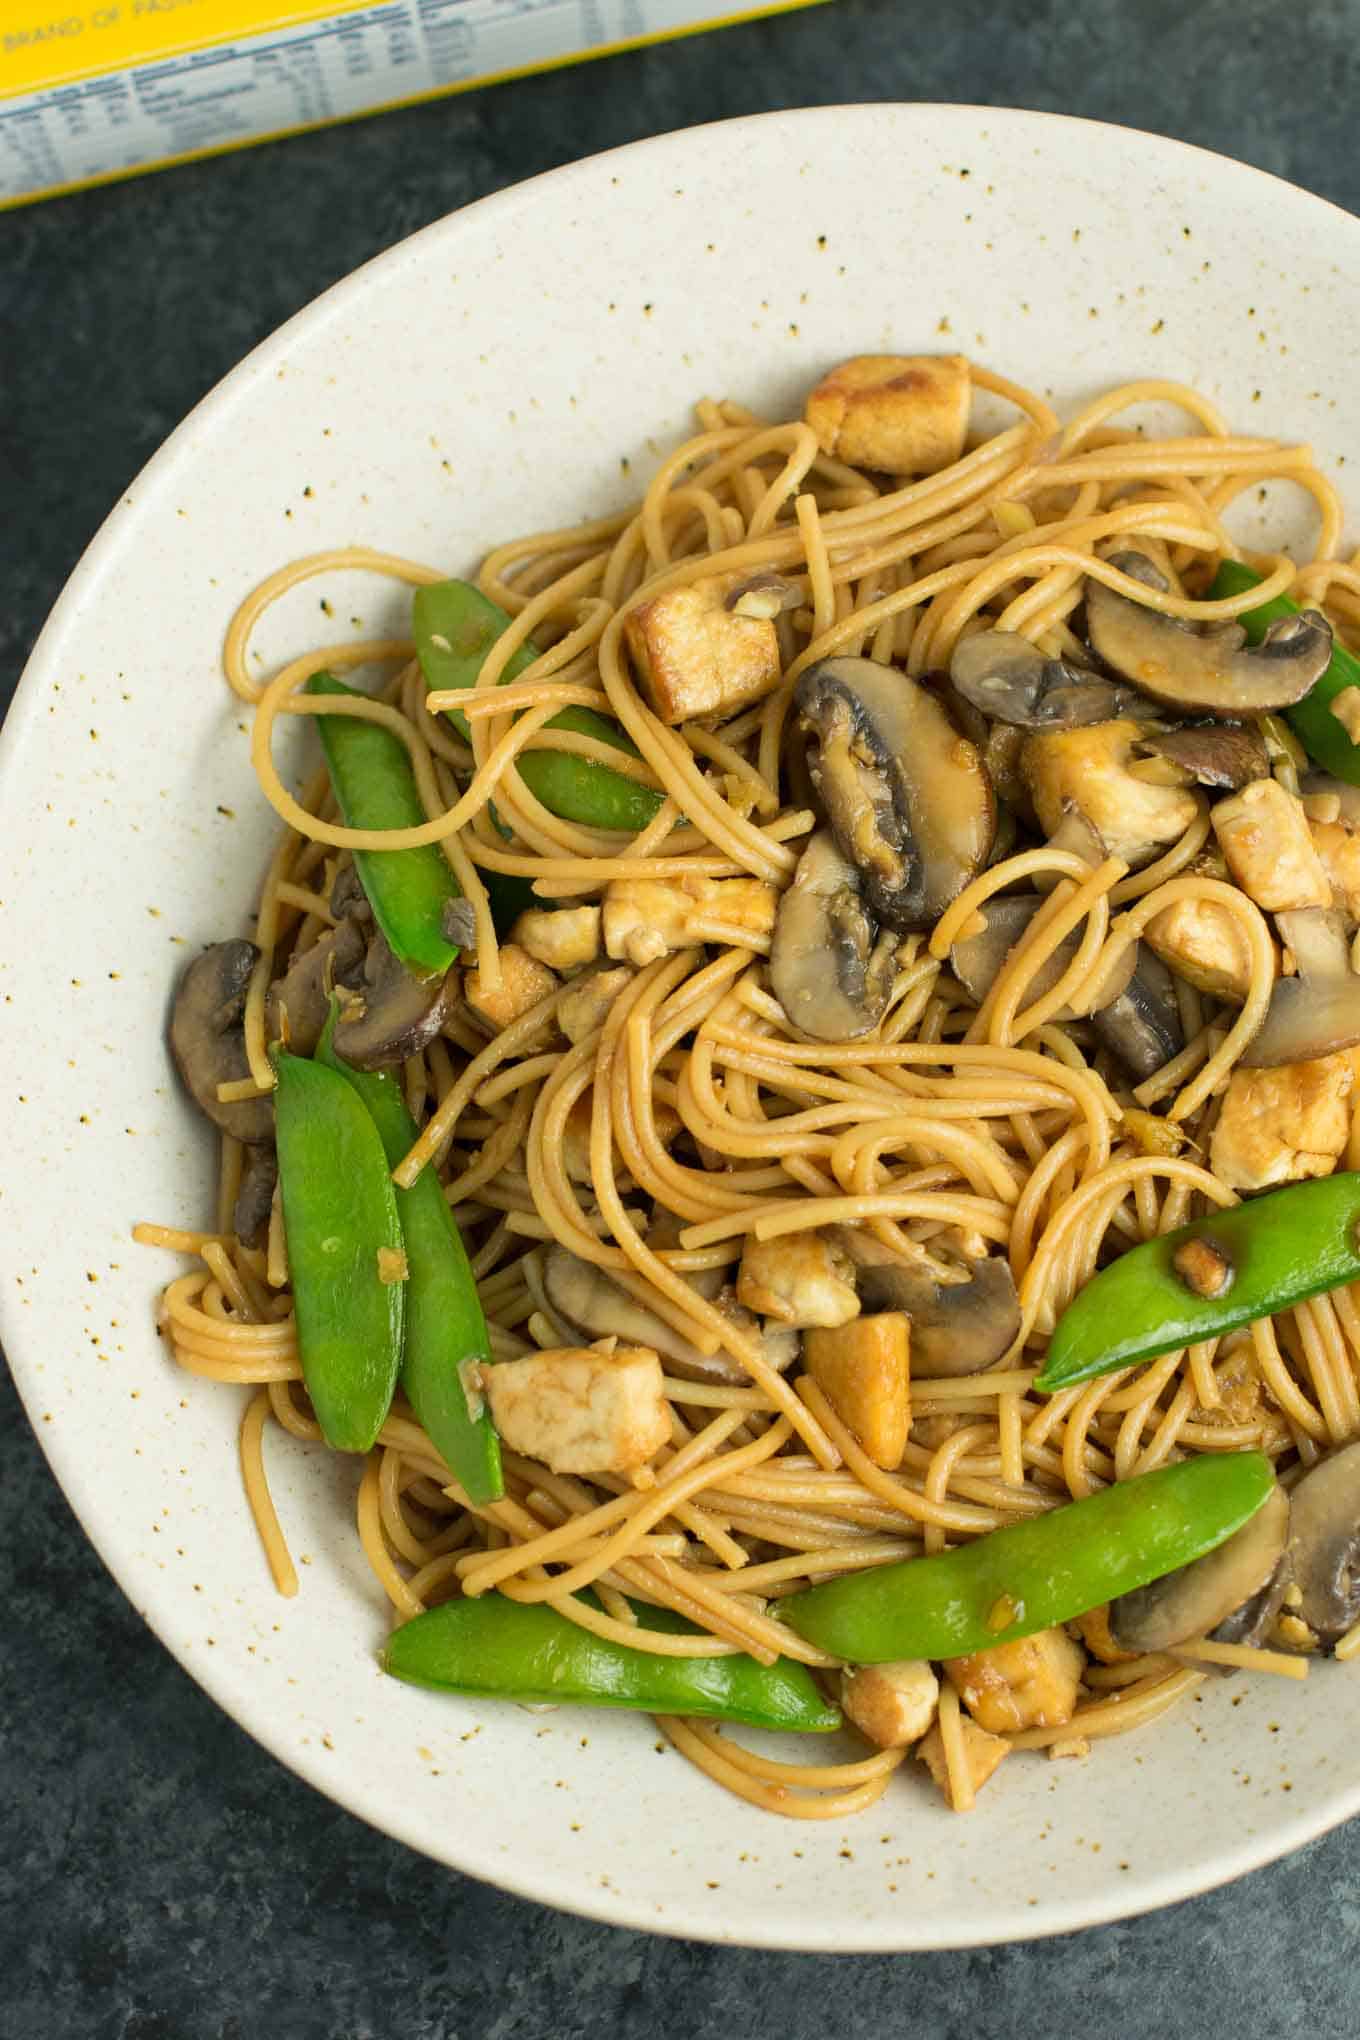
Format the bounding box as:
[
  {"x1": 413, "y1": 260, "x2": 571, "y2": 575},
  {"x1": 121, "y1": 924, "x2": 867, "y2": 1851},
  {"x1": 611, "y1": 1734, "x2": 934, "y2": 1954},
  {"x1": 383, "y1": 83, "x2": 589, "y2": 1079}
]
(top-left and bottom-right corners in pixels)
[{"x1": 6, "y1": 105, "x2": 1360, "y2": 1950}]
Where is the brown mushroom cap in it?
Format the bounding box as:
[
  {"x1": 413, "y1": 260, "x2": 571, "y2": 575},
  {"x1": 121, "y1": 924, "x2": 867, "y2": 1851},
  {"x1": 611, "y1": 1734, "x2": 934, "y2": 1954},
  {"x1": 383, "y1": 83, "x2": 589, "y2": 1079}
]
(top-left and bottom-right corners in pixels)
[
  {"x1": 770, "y1": 830, "x2": 897, "y2": 1042},
  {"x1": 950, "y1": 628, "x2": 1146, "y2": 729},
  {"x1": 1090, "y1": 945, "x2": 1185, "y2": 1081},
  {"x1": 331, "y1": 927, "x2": 456, "y2": 1070},
  {"x1": 169, "y1": 940, "x2": 274, "y2": 1143},
  {"x1": 796, "y1": 657, "x2": 995, "y2": 931},
  {"x1": 948, "y1": 894, "x2": 1136, "y2": 1018},
  {"x1": 232, "y1": 1144, "x2": 278, "y2": 1249},
  {"x1": 1108, "y1": 1481, "x2": 1291, "y2": 1654},
  {"x1": 1239, "y1": 907, "x2": 1360, "y2": 1067},
  {"x1": 1287, "y1": 1439, "x2": 1360, "y2": 1648},
  {"x1": 1086, "y1": 551, "x2": 1332, "y2": 715},
  {"x1": 1135, "y1": 720, "x2": 1270, "y2": 791},
  {"x1": 265, "y1": 915, "x2": 367, "y2": 1057},
  {"x1": 854, "y1": 1257, "x2": 1020, "y2": 1377},
  {"x1": 536, "y1": 1245, "x2": 795, "y2": 1388}
]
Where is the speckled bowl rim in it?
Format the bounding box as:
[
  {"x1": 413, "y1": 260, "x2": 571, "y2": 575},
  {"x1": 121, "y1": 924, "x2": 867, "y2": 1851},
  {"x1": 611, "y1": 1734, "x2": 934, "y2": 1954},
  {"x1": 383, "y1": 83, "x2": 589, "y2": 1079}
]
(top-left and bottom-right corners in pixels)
[{"x1": 7, "y1": 104, "x2": 1360, "y2": 1949}]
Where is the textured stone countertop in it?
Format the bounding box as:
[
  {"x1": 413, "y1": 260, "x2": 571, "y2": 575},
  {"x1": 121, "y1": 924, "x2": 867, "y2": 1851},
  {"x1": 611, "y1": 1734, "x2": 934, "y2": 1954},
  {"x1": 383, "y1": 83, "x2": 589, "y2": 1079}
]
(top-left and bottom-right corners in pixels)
[{"x1": 6, "y1": 2, "x2": 1360, "y2": 2033}]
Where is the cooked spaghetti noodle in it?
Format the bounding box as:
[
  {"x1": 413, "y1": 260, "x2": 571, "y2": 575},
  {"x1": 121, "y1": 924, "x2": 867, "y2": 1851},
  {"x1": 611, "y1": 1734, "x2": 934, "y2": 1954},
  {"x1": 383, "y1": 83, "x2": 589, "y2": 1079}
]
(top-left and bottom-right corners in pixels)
[{"x1": 138, "y1": 359, "x2": 1360, "y2": 1821}]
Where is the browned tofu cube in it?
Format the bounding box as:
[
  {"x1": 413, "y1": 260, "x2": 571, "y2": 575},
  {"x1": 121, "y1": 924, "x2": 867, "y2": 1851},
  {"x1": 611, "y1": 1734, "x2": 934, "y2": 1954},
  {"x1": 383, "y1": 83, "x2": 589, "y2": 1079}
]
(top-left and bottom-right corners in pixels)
[
  {"x1": 1211, "y1": 777, "x2": 1332, "y2": 912},
  {"x1": 803, "y1": 1311, "x2": 910, "y2": 1468},
  {"x1": 804, "y1": 354, "x2": 971, "y2": 475},
  {"x1": 737, "y1": 1230, "x2": 860, "y2": 1329},
  {"x1": 464, "y1": 944, "x2": 558, "y2": 1035},
  {"x1": 1208, "y1": 1053, "x2": 1353, "y2": 1191},
  {"x1": 510, "y1": 904, "x2": 601, "y2": 972},
  {"x1": 623, "y1": 574, "x2": 781, "y2": 725},
  {"x1": 842, "y1": 1659, "x2": 939, "y2": 1749},
  {"x1": 1144, "y1": 895, "x2": 1263, "y2": 1004},
  {"x1": 917, "y1": 1712, "x2": 1009, "y2": 1810},
  {"x1": 556, "y1": 966, "x2": 635, "y2": 1044},
  {"x1": 944, "y1": 1627, "x2": 1084, "y2": 1734},
  {"x1": 481, "y1": 1344, "x2": 670, "y2": 1474},
  {"x1": 1310, "y1": 816, "x2": 1360, "y2": 920}
]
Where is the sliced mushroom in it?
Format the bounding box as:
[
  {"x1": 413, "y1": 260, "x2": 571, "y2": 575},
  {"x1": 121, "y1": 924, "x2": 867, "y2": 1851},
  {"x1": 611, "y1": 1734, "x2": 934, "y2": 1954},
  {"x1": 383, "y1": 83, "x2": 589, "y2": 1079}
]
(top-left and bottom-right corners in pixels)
[
  {"x1": 950, "y1": 629, "x2": 1147, "y2": 729},
  {"x1": 724, "y1": 571, "x2": 802, "y2": 619},
  {"x1": 1135, "y1": 720, "x2": 1270, "y2": 791},
  {"x1": 232, "y1": 1144, "x2": 278, "y2": 1249},
  {"x1": 1213, "y1": 1552, "x2": 1292, "y2": 1650},
  {"x1": 1287, "y1": 1439, "x2": 1360, "y2": 1648},
  {"x1": 1108, "y1": 1482, "x2": 1290, "y2": 1654},
  {"x1": 265, "y1": 915, "x2": 367, "y2": 1056},
  {"x1": 1086, "y1": 551, "x2": 1332, "y2": 716},
  {"x1": 169, "y1": 940, "x2": 274, "y2": 1143},
  {"x1": 332, "y1": 927, "x2": 456, "y2": 1070},
  {"x1": 770, "y1": 830, "x2": 898, "y2": 1041},
  {"x1": 796, "y1": 657, "x2": 995, "y2": 930},
  {"x1": 855, "y1": 1257, "x2": 1021, "y2": 1378},
  {"x1": 329, "y1": 862, "x2": 373, "y2": 925},
  {"x1": 1239, "y1": 907, "x2": 1360, "y2": 1067},
  {"x1": 1090, "y1": 944, "x2": 1185, "y2": 1081},
  {"x1": 940, "y1": 683, "x2": 1034, "y2": 820},
  {"x1": 948, "y1": 895, "x2": 1135, "y2": 1017},
  {"x1": 538, "y1": 1245, "x2": 796, "y2": 1389}
]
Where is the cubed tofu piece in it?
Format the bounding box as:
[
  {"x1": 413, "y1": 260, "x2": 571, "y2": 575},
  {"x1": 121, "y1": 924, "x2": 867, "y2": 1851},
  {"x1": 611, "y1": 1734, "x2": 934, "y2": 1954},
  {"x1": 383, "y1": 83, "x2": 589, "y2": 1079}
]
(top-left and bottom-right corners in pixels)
[
  {"x1": 464, "y1": 944, "x2": 558, "y2": 1035},
  {"x1": 737, "y1": 1230, "x2": 860, "y2": 1329},
  {"x1": 1144, "y1": 895, "x2": 1262, "y2": 1004},
  {"x1": 602, "y1": 873, "x2": 778, "y2": 967},
  {"x1": 1208, "y1": 1053, "x2": 1353, "y2": 1192},
  {"x1": 511, "y1": 905, "x2": 601, "y2": 973},
  {"x1": 804, "y1": 354, "x2": 971, "y2": 476},
  {"x1": 803, "y1": 1311, "x2": 911, "y2": 1469},
  {"x1": 918, "y1": 1713, "x2": 1009, "y2": 1810},
  {"x1": 556, "y1": 965, "x2": 634, "y2": 1044},
  {"x1": 1310, "y1": 817, "x2": 1360, "y2": 922},
  {"x1": 623, "y1": 574, "x2": 781, "y2": 725},
  {"x1": 1022, "y1": 720, "x2": 1200, "y2": 869},
  {"x1": 1211, "y1": 777, "x2": 1332, "y2": 912},
  {"x1": 481, "y1": 1344, "x2": 670, "y2": 1474},
  {"x1": 944, "y1": 1627, "x2": 1084, "y2": 1735},
  {"x1": 842, "y1": 1659, "x2": 939, "y2": 1750}
]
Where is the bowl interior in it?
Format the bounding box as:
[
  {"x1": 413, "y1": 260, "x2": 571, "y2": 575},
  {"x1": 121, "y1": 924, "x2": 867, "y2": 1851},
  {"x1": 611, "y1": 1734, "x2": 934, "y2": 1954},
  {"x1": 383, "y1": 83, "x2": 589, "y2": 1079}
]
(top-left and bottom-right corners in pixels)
[{"x1": 4, "y1": 104, "x2": 1359, "y2": 1949}]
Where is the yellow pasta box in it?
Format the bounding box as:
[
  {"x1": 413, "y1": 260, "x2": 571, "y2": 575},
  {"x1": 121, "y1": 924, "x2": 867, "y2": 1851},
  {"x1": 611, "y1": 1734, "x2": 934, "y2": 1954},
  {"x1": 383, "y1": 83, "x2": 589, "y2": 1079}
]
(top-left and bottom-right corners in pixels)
[{"x1": 0, "y1": 0, "x2": 828, "y2": 210}]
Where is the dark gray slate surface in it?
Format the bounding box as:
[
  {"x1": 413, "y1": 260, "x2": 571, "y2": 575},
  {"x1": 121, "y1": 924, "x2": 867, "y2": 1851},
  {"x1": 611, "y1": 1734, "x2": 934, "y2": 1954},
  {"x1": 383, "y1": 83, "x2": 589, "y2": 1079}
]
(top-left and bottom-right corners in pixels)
[{"x1": 5, "y1": 2, "x2": 1360, "y2": 2033}]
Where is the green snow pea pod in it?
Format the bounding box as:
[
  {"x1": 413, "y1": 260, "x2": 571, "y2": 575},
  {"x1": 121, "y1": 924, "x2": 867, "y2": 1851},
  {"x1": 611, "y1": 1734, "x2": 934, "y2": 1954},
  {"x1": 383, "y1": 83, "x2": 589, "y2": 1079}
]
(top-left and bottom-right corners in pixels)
[
  {"x1": 1036, "y1": 1172, "x2": 1360, "y2": 1393},
  {"x1": 272, "y1": 1047, "x2": 404, "y2": 1452},
  {"x1": 1207, "y1": 558, "x2": 1360, "y2": 785},
  {"x1": 413, "y1": 579, "x2": 663, "y2": 832},
  {"x1": 782, "y1": 1451, "x2": 1274, "y2": 1663},
  {"x1": 383, "y1": 1593, "x2": 842, "y2": 1731},
  {"x1": 316, "y1": 1011, "x2": 503, "y2": 1505},
  {"x1": 307, "y1": 670, "x2": 462, "y2": 975}
]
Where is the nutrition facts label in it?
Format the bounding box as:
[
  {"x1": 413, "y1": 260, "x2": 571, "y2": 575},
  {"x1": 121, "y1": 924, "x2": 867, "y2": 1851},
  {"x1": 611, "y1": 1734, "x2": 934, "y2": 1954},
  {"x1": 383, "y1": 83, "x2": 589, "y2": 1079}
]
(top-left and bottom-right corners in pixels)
[{"x1": 1, "y1": 2, "x2": 810, "y2": 206}]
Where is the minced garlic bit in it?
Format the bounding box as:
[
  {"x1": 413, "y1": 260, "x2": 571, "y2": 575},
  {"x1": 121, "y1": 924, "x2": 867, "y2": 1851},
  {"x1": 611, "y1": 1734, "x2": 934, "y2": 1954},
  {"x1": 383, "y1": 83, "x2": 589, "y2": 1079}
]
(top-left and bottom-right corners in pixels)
[
  {"x1": 1123, "y1": 1107, "x2": 1184, "y2": 1157},
  {"x1": 1331, "y1": 685, "x2": 1360, "y2": 743},
  {"x1": 986, "y1": 1593, "x2": 1022, "y2": 1633},
  {"x1": 992, "y1": 500, "x2": 1035, "y2": 537},
  {"x1": 377, "y1": 1247, "x2": 409, "y2": 1285},
  {"x1": 1048, "y1": 1737, "x2": 1092, "y2": 1763}
]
